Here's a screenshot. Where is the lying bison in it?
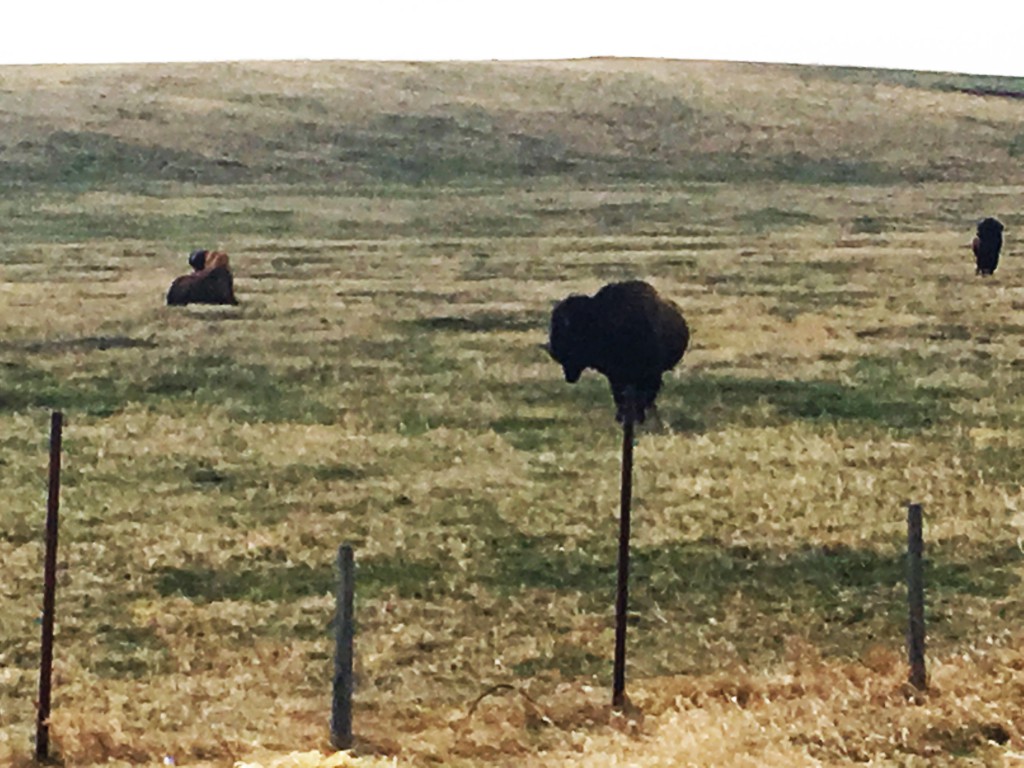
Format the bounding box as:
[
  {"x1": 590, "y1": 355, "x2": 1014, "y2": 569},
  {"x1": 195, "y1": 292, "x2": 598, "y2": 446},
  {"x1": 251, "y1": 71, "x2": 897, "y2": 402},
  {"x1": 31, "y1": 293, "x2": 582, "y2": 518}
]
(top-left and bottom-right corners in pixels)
[
  {"x1": 973, "y1": 217, "x2": 1004, "y2": 276},
  {"x1": 167, "y1": 249, "x2": 238, "y2": 306},
  {"x1": 188, "y1": 249, "x2": 230, "y2": 273},
  {"x1": 547, "y1": 280, "x2": 689, "y2": 422}
]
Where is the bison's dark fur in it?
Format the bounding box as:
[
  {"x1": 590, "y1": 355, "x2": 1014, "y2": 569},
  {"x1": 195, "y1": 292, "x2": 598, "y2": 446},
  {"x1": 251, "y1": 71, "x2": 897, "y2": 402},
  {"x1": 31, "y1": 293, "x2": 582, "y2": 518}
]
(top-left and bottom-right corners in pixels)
[
  {"x1": 548, "y1": 280, "x2": 689, "y2": 422},
  {"x1": 166, "y1": 265, "x2": 238, "y2": 306},
  {"x1": 973, "y1": 217, "x2": 1004, "y2": 276}
]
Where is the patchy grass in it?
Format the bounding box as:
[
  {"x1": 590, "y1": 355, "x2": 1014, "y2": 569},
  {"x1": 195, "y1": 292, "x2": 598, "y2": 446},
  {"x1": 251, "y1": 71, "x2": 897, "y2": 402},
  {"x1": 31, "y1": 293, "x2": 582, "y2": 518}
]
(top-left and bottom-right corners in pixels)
[{"x1": 3, "y1": 58, "x2": 1024, "y2": 768}]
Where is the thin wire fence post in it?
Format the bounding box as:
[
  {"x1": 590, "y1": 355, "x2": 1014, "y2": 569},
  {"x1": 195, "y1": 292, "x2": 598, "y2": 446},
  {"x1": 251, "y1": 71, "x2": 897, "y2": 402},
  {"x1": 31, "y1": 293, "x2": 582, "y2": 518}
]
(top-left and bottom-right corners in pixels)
[
  {"x1": 36, "y1": 411, "x2": 64, "y2": 762},
  {"x1": 612, "y1": 390, "x2": 636, "y2": 710}
]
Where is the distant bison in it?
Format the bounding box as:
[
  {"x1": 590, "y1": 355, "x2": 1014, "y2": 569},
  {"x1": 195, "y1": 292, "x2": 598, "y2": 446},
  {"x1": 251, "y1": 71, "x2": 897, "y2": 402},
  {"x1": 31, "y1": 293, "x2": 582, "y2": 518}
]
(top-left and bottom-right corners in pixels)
[
  {"x1": 973, "y1": 217, "x2": 1004, "y2": 276},
  {"x1": 167, "y1": 249, "x2": 238, "y2": 306},
  {"x1": 547, "y1": 280, "x2": 689, "y2": 422},
  {"x1": 188, "y1": 249, "x2": 230, "y2": 273}
]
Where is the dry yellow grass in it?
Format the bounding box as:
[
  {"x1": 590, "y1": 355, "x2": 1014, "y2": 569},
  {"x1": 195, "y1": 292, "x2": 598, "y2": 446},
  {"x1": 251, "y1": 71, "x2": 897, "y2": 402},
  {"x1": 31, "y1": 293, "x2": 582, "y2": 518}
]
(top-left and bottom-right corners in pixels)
[{"x1": 3, "y1": 58, "x2": 1024, "y2": 767}]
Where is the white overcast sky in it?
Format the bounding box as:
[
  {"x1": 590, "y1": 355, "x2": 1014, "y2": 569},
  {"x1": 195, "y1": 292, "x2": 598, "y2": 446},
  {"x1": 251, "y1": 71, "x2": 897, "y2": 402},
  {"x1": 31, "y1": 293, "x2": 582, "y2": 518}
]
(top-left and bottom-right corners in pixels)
[{"x1": 2, "y1": 2, "x2": 1022, "y2": 78}]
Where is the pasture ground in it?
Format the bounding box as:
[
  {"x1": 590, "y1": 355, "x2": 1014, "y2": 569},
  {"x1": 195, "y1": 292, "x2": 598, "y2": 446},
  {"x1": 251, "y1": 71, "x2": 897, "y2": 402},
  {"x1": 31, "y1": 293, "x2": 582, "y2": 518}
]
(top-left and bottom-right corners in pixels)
[{"x1": 2, "y1": 59, "x2": 1024, "y2": 766}]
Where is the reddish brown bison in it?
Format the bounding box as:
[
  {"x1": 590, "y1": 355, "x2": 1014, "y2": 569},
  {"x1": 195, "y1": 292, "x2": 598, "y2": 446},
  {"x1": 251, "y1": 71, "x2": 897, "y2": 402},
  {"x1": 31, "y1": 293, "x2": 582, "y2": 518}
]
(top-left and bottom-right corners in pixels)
[
  {"x1": 187, "y1": 249, "x2": 230, "y2": 273},
  {"x1": 973, "y1": 217, "x2": 1004, "y2": 276},
  {"x1": 547, "y1": 280, "x2": 689, "y2": 422},
  {"x1": 167, "y1": 250, "x2": 238, "y2": 306}
]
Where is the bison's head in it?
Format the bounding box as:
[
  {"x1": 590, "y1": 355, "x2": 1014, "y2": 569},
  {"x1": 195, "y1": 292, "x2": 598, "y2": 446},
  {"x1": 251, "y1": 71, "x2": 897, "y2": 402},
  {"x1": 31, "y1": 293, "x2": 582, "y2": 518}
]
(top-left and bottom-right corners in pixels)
[
  {"x1": 548, "y1": 294, "x2": 597, "y2": 383},
  {"x1": 977, "y1": 218, "x2": 1004, "y2": 240},
  {"x1": 188, "y1": 249, "x2": 208, "y2": 271}
]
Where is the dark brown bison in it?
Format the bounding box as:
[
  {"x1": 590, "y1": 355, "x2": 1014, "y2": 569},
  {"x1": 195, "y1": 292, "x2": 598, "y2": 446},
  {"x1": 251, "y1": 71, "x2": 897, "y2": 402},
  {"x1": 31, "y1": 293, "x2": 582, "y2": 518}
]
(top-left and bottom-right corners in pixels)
[
  {"x1": 973, "y1": 217, "x2": 1004, "y2": 276},
  {"x1": 547, "y1": 280, "x2": 689, "y2": 422},
  {"x1": 167, "y1": 249, "x2": 238, "y2": 306}
]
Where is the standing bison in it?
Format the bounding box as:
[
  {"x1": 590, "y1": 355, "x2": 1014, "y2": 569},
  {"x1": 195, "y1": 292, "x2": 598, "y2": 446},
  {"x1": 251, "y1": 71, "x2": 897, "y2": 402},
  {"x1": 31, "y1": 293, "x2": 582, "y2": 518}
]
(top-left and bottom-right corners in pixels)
[
  {"x1": 167, "y1": 249, "x2": 238, "y2": 306},
  {"x1": 547, "y1": 280, "x2": 689, "y2": 422},
  {"x1": 973, "y1": 217, "x2": 1004, "y2": 276}
]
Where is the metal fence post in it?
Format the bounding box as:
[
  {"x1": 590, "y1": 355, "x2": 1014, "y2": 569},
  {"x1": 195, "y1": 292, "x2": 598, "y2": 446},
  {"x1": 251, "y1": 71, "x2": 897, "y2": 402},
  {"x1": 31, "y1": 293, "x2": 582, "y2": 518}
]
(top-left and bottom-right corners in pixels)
[
  {"x1": 907, "y1": 503, "x2": 927, "y2": 690},
  {"x1": 612, "y1": 391, "x2": 636, "y2": 709},
  {"x1": 331, "y1": 544, "x2": 355, "y2": 749},
  {"x1": 36, "y1": 411, "x2": 64, "y2": 762}
]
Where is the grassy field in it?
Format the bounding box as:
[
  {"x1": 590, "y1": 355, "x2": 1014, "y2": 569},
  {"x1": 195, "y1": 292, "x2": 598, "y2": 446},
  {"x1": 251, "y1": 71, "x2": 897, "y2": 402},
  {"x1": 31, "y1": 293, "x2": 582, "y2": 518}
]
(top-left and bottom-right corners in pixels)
[{"x1": 3, "y1": 58, "x2": 1024, "y2": 766}]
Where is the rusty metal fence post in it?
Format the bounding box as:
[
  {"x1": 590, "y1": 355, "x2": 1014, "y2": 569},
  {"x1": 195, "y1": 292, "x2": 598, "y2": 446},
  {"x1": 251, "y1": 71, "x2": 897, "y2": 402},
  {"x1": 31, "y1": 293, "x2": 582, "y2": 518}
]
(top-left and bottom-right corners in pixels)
[
  {"x1": 36, "y1": 411, "x2": 64, "y2": 762},
  {"x1": 907, "y1": 503, "x2": 927, "y2": 690}
]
